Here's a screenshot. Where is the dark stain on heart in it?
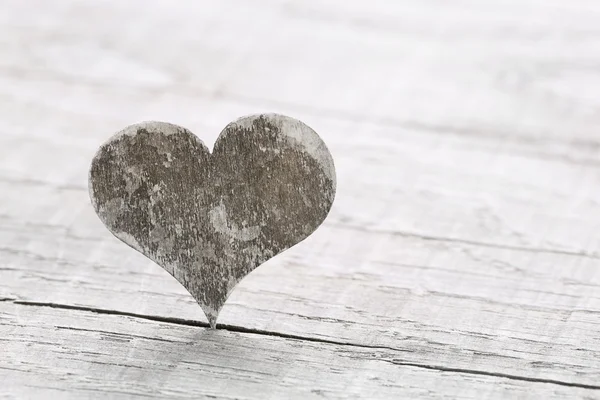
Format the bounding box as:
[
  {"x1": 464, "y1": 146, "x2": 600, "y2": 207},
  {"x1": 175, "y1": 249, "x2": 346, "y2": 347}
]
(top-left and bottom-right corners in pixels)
[{"x1": 89, "y1": 114, "x2": 336, "y2": 328}]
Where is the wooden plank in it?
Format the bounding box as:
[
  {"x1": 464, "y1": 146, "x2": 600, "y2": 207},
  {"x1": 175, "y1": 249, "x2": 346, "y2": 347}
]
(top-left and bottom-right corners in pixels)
[
  {"x1": 1, "y1": 0, "x2": 599, "y2": 147},
  {"x1": 2, "y1": 112, "x2": 600, "y2": 254},
  {"x1": 1, "y1": 98, "x2": 599, "y2": 389},
  {"x1": 1, "y1": 0, "x2": 600, "y2": 254},
  {"x1": 2, "y1": 302, "x2": 599, "y2": 399},
  {"x1": 1, "y1": 0, "x2": 600, "y2": 397},
  {"x1": 2, "y1": 204, "x2": 600, "y2": 387}
]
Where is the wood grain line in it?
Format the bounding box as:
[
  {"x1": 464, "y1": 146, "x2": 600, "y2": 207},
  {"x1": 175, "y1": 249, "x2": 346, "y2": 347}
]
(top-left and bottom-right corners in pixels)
[{"x1": 7, "y1": 299, "x2": 600, "y2": 391}]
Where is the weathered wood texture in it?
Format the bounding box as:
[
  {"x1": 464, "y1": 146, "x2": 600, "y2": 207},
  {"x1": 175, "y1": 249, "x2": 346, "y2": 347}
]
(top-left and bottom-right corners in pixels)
[
  {"x1": 88, "y1": 116, "x2": 336, "y2": 327},
  {"x1": 3, "y1": 304, "x2": 600, "y2": 400},
  {"x1": 1, "y1": 0, "x2": 600, "y2": 398}
]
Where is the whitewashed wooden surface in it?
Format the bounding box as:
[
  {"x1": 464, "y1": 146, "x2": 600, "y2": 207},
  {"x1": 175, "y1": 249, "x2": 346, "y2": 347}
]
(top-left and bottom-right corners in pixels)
[{"x1": 1, "y1": 0, "x2": 600, "y2": 398}]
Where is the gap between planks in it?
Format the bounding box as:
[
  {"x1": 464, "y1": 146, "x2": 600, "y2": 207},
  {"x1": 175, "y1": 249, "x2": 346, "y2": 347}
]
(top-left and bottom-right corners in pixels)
[{"x1": 6, "y1": 298, "x2": 600, "y2": 392}]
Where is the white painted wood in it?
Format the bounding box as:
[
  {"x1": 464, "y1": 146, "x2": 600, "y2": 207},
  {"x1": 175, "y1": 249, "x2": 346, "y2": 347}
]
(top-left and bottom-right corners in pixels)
[
  {"x1": 3, "y1": 212, "x2": 600, "y2": 389},
  {"x1": 2, "y1": 303, "x2": 600, "y2": 400},
  {"x1": 1, "y1": 0, "x2": 600, "y2": 398}
]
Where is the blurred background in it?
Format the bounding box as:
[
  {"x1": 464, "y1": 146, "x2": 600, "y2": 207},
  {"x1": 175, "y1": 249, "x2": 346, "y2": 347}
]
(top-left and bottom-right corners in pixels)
[{"x1": 2, "y1": 0, "x2": 599, "y2": 252}]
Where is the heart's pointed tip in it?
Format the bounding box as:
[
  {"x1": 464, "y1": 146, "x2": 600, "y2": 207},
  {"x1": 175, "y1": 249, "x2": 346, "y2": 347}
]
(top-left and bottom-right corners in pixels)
[
  {"x1": 200, "y1": 304, "x2": 222, "y2": 330},
  {"x1": 207, "y1": 314, "x2": 218, "y2": 330}
]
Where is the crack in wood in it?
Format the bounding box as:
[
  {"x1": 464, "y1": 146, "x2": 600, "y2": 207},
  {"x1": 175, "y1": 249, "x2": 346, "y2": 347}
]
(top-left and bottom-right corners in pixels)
[
  {"x1": 53, "y1": 326, "x2": 184, "y2": 343},
  {"x1": 6, "y1": 299, "x2": 598, "y2": 391},
  {"x1": 389, "y1": 361, "x2": 600, "y2": 391}
]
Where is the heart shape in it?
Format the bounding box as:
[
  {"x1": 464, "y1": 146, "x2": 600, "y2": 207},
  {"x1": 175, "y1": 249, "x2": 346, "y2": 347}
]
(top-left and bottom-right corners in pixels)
[{"x1": 89, "y1": 114, "x2": 336, "y2": 328}]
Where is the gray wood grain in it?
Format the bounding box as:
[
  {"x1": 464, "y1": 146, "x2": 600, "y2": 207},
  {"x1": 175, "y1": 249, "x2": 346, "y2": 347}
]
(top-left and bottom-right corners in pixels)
[
  {"x1": 2, "y1": 303, "x2": 600, "y2": 400},
  {"x1": 1, "y1": 0, "x2": 600, "y2": 398},
  {"x1": 3, "y1": 215, "x2": 600, "y2": 389},
  {"x1": 88, "y1": 116, "x2": 335, "y2": 327}
]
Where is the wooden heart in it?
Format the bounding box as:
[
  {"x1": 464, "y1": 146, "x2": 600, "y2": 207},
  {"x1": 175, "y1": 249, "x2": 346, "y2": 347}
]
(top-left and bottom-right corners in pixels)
[{"x1": 89, "y1": 114, "x2": 336, "y2": 328}]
